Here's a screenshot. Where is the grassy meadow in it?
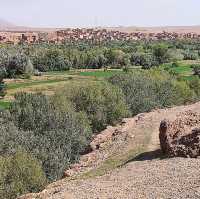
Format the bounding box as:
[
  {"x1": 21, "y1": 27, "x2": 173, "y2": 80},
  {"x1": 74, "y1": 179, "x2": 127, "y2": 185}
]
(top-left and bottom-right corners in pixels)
[
  {"x1": 0, "y1": 60, "x2": 199, "y2": 110},
  {"x1": 0, "y1": 69, "x2": 126, "y2": 109},
  {"x1": 162, "y1": 60, "x2": 198, "y2": 78}
]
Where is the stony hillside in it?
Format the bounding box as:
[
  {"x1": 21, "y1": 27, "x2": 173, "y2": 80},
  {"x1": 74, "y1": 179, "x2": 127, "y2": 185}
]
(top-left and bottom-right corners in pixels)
[{"x1": 19, "y1": 102, "x2": 200, "y2": 199}]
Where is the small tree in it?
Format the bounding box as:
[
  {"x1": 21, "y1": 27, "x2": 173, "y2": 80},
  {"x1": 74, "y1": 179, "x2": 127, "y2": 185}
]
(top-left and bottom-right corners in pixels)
[
  {"x1": 153, "y1": 44, "x2": 169, "y2": 64},
  {"x1": 192, "y1": 65, "x2": 200, "y2": 77},
  {"x1": 106, "y1": 49, "x2": 130, "y2": 68},
  {"x1": 7, "y1": 53, "x2": 34, "y2": 78},
  {"x1": 183, "y1": 50, "x2": 199, "y2": 60},
  {"x1": 0, "y1": 67, "x2": 6, "y2": 98},
  {"x1": 8, "y1": 93, "x2": 92, "y2": 180},
  {"x1": 57, "y1": 83, "x2": 130, "y2": 132},
  {"x1": 109, "y1": 71, "x2": 195, "y2": 116},
  {"x1": 0, "y1": 150, "x2": 47, "y2": 199},
  {"x1": 130, "y1": 52, "x2": 157, "y2": 69},
  {"x1": 0, "y1": 81, "x2": 6, "y2": 98},
  {"x1": 34, "y1": 49, "x2": 70, "y2": 72},
  {"x1": 187, "y1": 76, "x2": 200, "y2": 97}
]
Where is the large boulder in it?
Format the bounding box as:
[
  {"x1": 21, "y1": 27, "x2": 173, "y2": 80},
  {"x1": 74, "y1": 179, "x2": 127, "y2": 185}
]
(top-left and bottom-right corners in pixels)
[{"x1": 159, "y1": 111, "x2": 200, "y2": 158}]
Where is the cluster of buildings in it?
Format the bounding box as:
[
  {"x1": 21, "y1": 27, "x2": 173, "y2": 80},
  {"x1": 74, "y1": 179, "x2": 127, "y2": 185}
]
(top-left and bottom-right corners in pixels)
[
  {"x1": 1, "y1": 28, "x2": 200, "y2": 44},
  {"x1": 0, "y1": 31, "x2": 38, "y2": 44},
  {"x1": 55, "y1": 29, "x2": 200, "y2": 42}
]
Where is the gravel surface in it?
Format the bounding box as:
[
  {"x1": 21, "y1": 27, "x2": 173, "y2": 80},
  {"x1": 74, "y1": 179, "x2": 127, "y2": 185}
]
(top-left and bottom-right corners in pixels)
[{"x1": 53, "y1": 158, "x2": 200, "y2": 199}]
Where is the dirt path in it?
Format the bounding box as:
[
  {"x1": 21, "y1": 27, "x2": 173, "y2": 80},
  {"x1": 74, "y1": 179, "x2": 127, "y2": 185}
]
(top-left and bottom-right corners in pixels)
[{"x1": 20, "y1": 102, "x2": 200, "y2": 199}]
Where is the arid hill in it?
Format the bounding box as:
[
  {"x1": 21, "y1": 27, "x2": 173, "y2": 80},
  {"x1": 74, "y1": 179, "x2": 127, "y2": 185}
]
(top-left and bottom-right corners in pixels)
[
  {"x1": 107, "y1": 26, "x2": 200, "y2": 34},
  {"x1": 0, "y1": 19, "x2": 16, "y2": 30},
  {"x1": 0, "y1": 18, "x2": 59, "y2": 32},
  {"x1": 1, "y1": 19, "x2": 200, "y2": 34}
]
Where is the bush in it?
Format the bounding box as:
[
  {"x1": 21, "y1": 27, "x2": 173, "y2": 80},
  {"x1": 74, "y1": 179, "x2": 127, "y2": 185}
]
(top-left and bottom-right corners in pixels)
[
  {"x1": 153, "y1": 44, "x2": 170, "y2": 64},
  {"x1": 172, "y1": 80, "x2": 196, "y2": 104},
  {"x1": 33, "y1": 49, "x2": 70, "y2": 72},
  {"x1": 55, "y1": 83, "x2": 130, "y2": 132},
  {"x1": 0, "y1": 49, "x2": 34, "y2": 78},
  {"x1": 109, "y1": 70, "x2": 195, "y2": 116},
  {"x1": 7, "y1": 93, "x2": 92, "y2": 180},
  {"x1": 0, "y1": 68, "x2": 6, "y2": 98},
  {"x1": 192, "y1": 64, "x2": 200, "y2": 76},
  {"x1": 171, "y1": 62, "x2": 180, "y2": 68},
  {"x1": 106, "y1": 49, "x2": 130, "y2": 67},
  {"x1": 187, "y1": 76, "x2": 200, "y2": 97},
  {"x1": 0, "y1": 81, "x2": 6, "y2": 98},
  {"x1": 167, "y1": 49, "x2": 184, "y2": 62},
  {"x1": 183, "y1": 50, "x2": 199, "y2": 60},
  {"x1": 8, "y1": 53, "x2": 33, "y2": 78},
  {"x1": 0, "y1": 49, "x2": 9, "y2": 70},
  {"x1": 130, "y1": 52, "x2": 157, "y2": 68},
  {"x1": 0, "y1": 150, "x2": 46, "y2": 199}
]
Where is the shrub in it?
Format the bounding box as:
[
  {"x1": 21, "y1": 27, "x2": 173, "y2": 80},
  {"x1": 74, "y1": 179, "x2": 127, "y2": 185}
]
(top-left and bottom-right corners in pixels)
[
  {"x1": 192, "y1": 64, "x2": 200, "y2": 76},
  {"x1": 153, "y1": 44, "x2": 170, "y2": 64},
  {"x1": 0, "y1": 81, "x2": 6, "y2": 98},
  {"x1": 85, "y1": 50, "x2": 108, "y2": 69},
  {"x1": 109, "y1": 70, "x2": 195, "y2": 116},
  {"x1": 167, "y1": 49, "x2": 184, "y2": 62},
  {"x1": 172, "y1": 80, "x2": 196, "y2": 104},
  {"x1": 106, "y1": 49, "x2": 130, "y2": 67},
  {"x1": 171, "y1": 62, "x2": 180, "y2": 68},
  {"x1": 0, "y1": 68, "x2": 6, "y2": 98},
  {"x1": 187, "y1": 76, "x2": 200, "y2": 97},
  {"x1": 55, "y1": 83, "x2": 130, "y2": 132},
  {"x1": 183, "y1": 50, "x2": 199, "y2": 60},
  {"x1": 130, "y1": 52, "x2": 157, "y2": 68},
  {"x1": 0, "y1": 49, "x2": 9, "y2": 70},
  {"x1": 0, "y1": 150, "x2": 46, "y2": 199},
  {"x1": 32, "y1": 48, "x2": 70, "y2": 72},
  {"x1": 7, "y1": 93, "x2": 92, "y2": 180},
  {"x1": 0, "y1": 49, "x2": 34, "y2": 78},
  {"x1": 123, "y1": 66, "x2": 129, "y2": 73},
  {"x1": 7, "y1": 53, "x2": 34, "y2": 78},
  {"x1": 0, "y1": 114, "x2": 24, "y2": 154}
]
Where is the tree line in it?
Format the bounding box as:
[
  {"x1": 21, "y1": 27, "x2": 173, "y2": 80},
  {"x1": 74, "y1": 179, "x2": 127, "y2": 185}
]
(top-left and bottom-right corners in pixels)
[{"x1": 0, "y1": 39, "x2": 200, "y2": 76}]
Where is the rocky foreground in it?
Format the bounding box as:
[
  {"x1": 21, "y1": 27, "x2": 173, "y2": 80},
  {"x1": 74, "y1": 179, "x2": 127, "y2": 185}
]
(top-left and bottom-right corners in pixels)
[
  {"x1": 19, "y1": 102, "x2": 200, "y2": 199},
  {"x1": 50, "y1": 158, "x2": 200, "y2": 199},
  {"x1": 160, "y1": 111, "x2": 200, "y2": 158}
]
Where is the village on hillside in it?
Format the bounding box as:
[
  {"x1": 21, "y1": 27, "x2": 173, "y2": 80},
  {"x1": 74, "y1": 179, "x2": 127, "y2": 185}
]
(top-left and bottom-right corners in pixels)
[{"x1": 1, "y1": 28, "x2": 200, "y2": 44}]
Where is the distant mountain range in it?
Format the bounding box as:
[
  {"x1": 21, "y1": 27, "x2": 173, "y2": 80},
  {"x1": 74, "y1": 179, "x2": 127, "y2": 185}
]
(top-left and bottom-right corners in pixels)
[
  {"x1": 107, "y1": 26, "x2": 200, "y2": 34},
  {"x1": 0, "y1": 19, "x2": 16, "y2": 30},
  {"x1": 1, "y1": 18, "x2": 200, "y2": 34},
  {"x1": 0, "y1": 19, "x2": 59, "y2": 32}
]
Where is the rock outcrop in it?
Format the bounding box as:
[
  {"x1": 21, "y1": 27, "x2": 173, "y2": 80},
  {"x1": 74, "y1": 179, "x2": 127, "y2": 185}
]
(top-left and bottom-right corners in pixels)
[{"x1": 159, "y1": 110, "x2": 200, "y2": 157}]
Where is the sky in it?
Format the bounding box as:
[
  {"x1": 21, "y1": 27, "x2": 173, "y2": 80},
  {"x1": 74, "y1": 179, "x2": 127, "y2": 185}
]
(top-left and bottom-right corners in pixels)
[{"x1": 0, "y1": 0, "x2": 199, "y2": 28}]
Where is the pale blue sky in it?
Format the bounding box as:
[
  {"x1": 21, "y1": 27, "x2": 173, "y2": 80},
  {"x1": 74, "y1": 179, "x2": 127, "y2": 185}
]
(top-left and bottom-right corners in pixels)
[{"x1": 0, "y1": 0, "x2": 199, "y2": 27}]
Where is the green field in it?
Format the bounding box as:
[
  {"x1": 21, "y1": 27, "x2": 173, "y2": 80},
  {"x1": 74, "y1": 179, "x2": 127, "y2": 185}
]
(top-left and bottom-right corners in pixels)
[
  {"x1": 0, "y1": 101, "x2": 11, "y2": 109},
  {"x1": 172, "y1": 65, "x2": 193, "y2": 76},
  {"x1": 0, "y1": 69, "x2": 125, "y2": 109},
  {"x1": 0, "y1": 64, "x2": 199, "y2": 110},
  {"x1": 7, "y1": 78, "x2": 71, "y2": 90},
  {"x1": 162, "y1": 60, "x2": 197, "y2": 79},
  {"x1": 79, "y1": 70, "x2": 124, "y2": 78}
]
